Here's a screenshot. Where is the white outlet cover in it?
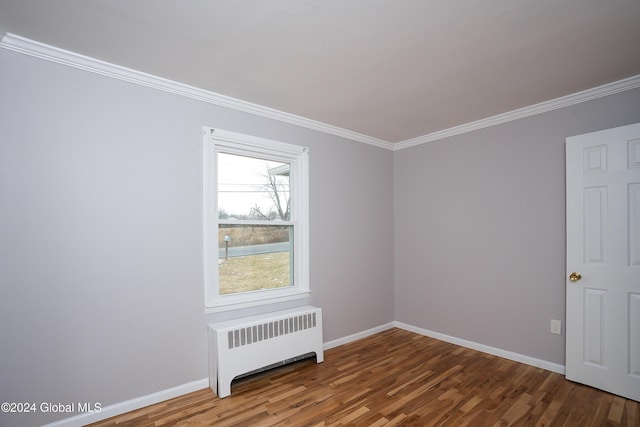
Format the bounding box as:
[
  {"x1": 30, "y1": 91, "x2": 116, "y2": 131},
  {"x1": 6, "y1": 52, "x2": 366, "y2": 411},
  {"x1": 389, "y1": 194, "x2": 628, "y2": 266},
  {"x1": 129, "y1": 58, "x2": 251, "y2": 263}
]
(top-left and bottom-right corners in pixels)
[{"x1": 550, "y1": 319, "x2": 562, "y2": 335}]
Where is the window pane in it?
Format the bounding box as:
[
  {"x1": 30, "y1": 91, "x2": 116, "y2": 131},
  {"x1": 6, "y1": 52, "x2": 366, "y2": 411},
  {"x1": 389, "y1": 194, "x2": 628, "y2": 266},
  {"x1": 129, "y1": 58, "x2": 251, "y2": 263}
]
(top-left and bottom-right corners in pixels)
[
  {"x1": 218, "y1": 152, "x2": 290, "y2": 220},
  {"x1": 218, "y1": 224, "x2": 293, "y2": 295}
]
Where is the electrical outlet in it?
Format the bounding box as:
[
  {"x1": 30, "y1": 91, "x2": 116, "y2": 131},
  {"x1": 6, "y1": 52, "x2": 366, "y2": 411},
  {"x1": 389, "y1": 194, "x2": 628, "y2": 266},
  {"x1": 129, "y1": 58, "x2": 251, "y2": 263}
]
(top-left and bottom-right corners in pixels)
[{"x1": 550, "y1": 319, "x2": 562, "y2": 335}]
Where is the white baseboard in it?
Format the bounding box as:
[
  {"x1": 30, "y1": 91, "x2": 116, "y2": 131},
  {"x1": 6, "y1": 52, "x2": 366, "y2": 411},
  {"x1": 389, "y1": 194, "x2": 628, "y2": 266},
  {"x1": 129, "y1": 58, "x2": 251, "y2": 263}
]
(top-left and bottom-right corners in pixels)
[
  {"x1": 43, "y1": 321, "x2": 564, "y2": 426},
  {"x1": 43, "y1": 323, "x2": 395, "y2": 427},
  {"x1": 323, "y1": 322, "x2": 395, "y2": 350},
  {"x1": 41, "y1": 378, "x2": 209, "y2": 427},
  {"x1": 394, "y1": 321, "x2": 565, "y2": 375},
  {"x1": 42, "y1": 323, "x2": 395, "y2": 427}
]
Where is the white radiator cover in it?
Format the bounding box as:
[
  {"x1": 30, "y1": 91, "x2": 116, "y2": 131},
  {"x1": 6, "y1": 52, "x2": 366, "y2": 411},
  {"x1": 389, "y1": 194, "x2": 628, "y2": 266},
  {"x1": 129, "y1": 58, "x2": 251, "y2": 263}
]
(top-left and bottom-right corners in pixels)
[{"x1": 208, "y1": 305, "x2": 324, "y2": 397}]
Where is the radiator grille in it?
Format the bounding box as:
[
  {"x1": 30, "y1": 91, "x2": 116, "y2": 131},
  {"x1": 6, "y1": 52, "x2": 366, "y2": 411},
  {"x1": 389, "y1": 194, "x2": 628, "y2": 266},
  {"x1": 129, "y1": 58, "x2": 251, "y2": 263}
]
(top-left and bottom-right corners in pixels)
[{"x1": 227, "y1": 312, "x2": 317, "y2": 349}]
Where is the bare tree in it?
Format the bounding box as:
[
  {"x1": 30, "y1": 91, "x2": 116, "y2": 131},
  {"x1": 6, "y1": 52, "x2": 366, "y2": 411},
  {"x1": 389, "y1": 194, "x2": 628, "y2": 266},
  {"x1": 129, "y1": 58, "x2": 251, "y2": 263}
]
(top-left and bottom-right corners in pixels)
[{"x1": 250, "y1": 167, "x2": 290, "y2": 220}]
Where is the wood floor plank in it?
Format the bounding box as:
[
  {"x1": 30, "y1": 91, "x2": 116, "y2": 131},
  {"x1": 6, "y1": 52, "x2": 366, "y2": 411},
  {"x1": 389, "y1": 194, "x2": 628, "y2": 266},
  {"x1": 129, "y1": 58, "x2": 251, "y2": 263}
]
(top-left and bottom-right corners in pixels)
[{"x1": 87, "y1": 328, "x2": 640, "y2": 427}]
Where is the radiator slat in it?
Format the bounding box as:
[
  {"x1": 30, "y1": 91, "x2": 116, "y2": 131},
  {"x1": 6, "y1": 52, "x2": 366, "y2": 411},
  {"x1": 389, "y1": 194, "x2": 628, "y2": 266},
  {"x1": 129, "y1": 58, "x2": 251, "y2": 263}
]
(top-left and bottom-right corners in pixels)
[{"x1": 226, "y1": 312, "x2": 318, "y2": 350}]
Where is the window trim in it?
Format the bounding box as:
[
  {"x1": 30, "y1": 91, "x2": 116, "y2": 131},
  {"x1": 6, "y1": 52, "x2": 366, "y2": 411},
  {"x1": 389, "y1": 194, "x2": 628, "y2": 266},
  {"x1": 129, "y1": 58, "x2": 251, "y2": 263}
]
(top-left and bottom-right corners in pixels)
[{"x1": 203, "y1": 127, "x2": 310, "y2": 313}]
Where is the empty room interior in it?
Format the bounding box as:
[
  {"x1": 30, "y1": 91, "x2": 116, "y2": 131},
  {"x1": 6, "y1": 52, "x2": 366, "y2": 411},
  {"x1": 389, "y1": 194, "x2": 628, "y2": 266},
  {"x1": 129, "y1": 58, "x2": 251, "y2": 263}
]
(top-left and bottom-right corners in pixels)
[{"x1": 1, "y1": 2, "x2": 640, "y2": 426}]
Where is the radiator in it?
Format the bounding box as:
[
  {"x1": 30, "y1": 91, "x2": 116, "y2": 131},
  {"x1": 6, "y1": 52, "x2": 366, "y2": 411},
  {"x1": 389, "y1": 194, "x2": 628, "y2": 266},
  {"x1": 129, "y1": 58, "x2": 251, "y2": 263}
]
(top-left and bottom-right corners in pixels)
[{"x1": 208, "y1": 305, "x2": 324, "y2": 398}]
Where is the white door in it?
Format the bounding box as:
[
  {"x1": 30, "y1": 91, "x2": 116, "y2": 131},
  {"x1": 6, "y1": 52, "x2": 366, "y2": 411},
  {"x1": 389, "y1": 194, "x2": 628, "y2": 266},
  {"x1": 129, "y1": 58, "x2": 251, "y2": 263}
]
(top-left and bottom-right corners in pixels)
[{"x1": 566, "y1": 122, "x2": 640, "y2": 401}]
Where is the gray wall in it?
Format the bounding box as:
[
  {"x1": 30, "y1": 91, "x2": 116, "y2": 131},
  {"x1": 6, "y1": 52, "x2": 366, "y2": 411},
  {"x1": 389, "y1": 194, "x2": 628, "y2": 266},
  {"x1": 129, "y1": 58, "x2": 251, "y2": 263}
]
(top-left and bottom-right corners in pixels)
[
  {"x1": 0, "y1": 49, "x2": 394, "y2": 426},
  {"x1": 394, "y1": 87, "x2": 640, "y2": 365}
]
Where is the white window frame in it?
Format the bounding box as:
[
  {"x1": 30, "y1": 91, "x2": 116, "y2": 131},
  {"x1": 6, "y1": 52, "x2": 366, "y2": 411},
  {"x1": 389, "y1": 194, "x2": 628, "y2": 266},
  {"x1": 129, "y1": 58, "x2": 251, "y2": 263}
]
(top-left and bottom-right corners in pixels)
[{"x1": 203, "y1": 127, "x2": 310, "y2": 313}]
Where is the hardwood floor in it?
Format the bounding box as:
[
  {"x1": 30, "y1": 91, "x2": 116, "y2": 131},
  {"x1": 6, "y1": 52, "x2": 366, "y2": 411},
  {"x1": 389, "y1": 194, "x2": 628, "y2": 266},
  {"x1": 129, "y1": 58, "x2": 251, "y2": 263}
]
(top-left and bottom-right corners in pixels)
[{"x1": 89, "y1": 328, "x2": 639, "y2": 426}]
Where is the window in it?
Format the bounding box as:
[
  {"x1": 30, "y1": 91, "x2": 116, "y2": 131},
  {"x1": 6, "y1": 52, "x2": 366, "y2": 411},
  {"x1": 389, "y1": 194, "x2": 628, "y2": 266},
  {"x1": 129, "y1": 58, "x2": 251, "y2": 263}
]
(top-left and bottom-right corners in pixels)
[{"x1": 203, "y1": 127, "x2": 309, "y2": 312}]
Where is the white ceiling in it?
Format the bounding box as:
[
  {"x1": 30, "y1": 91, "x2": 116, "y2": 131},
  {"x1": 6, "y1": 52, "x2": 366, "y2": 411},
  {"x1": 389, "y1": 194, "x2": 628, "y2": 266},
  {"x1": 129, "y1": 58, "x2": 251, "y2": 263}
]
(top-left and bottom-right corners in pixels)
[{"x1": 1, "y1": 0, "x2": 639, "y2": 144}]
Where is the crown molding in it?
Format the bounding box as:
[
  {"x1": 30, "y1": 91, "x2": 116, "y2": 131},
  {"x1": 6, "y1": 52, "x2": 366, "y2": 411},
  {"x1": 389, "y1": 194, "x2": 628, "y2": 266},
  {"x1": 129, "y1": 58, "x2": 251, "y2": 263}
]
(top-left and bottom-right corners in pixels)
[
  {"x1": 2, "y1": 33, "x2": 638, "y2": 152},
  {"x1": 0, "y1": 33, "x2": 394, "y2": 151},
  {"x1": 394, "y1": 74, "x2": 640, "y2": 150}
]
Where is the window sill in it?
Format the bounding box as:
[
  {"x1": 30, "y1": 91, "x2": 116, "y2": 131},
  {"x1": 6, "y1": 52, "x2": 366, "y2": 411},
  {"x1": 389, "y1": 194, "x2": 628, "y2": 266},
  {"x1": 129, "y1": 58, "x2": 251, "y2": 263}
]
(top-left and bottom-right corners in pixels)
[{"x1": 204, "y1": 289, "x2": 311, "y2": 314}]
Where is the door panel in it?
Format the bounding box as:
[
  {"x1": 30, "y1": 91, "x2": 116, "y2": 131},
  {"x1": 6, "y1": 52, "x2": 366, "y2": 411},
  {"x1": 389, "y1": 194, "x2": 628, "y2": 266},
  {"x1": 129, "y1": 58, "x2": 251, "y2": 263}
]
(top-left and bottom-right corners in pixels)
[
  {"x1": 583, "y1": 288, "x2": 606, "y2": 367},
  {"x1": 566, "y1": 122, "x2": 640, "y2": 402},
  {"x1": 631, "y1": 183, "x2": 640, "y2": 266},
  {"x1": 631, "y1": 293, "x2": 640, "y2": 377},
  {"x1": 583, "y1": 186, "x2": 607, "y2": 264}
]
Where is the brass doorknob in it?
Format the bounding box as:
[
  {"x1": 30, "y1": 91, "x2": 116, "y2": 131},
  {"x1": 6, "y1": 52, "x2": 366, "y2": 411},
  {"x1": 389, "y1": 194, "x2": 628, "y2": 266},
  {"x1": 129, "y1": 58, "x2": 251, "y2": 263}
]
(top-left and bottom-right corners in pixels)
[{"x1": 569, "y1": 272, "x2": 582, "y2": 282}]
